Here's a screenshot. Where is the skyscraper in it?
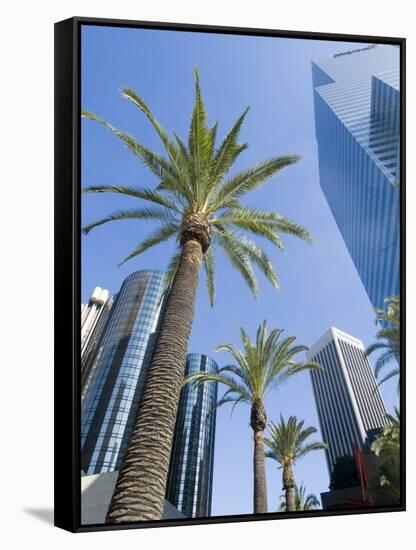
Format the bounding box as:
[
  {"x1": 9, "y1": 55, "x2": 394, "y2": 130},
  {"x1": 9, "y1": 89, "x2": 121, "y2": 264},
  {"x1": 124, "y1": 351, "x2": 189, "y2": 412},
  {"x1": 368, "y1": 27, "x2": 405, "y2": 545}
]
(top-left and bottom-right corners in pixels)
[
  {"x1": 81, "y1": 286, "x2": 112, "y2": 360},
  {"x1": 81, "y1": 270, "x2": 166, "y2": 474},
  {"x1": 166, "y1": 354, "x2": 218, "y2": 518},
  {"x1": 312, "y1": 45, "x2": 400, "y2": 310},
  {"x1": 306, "y1": 327, "x2": 387, "y2": 474},
  {"x1": 81, "y1": 287, "x2": 114, "y2": 394},
  {"x1": 81, "y1": 274, "x2": 218, "y2": 518}
]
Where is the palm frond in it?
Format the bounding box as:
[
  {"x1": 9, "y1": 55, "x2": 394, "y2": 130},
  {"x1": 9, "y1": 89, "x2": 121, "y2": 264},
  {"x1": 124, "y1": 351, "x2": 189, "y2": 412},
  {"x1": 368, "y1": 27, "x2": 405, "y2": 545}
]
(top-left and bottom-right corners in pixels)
[
  {"x1": 208, "y1": 155, "x2": 300, "y2": 212},
  {"x1": 120, "y1": 87, "x2": 181, "y2": 171},
  {"x1": 215, "y1": 229, "x2": 279, "y2": 289},
  {"x1": 82, "y1": 184, "x2": 180, "y2": 211},
  {"x1": 117, "y1": 223, "x2": 179, "y2": 266},
  {"x1": 215, "y1": 229, "x2": 258, "y2": 297},
  {"x1": 203, "y1": 245, "x2": 215, "y2": 306},
  {"x1": 82, "y1": 111, "x2": 178, "y2": 184},
  {"x1": 159, "y1": 249, "x2": 182, "y2": 301},
  {"x1": 296, "y1": 441, "x2": 328, "y2": 459},
  {"x1": 374, "y1": 349, "x2": 397, "y2": 378},
  {"x1": 188, "y1": 68, "x2": 211, "y2": 206},
  {"x1": 210, "y1": 107, "x2": 250, "y2": 181},
  {"x1": 184, "y1": 371, "x2": 252, "y2": 403},
  {"x1": 266, "y1": 415, "x2": 326, "y2": 469},
  {"x1": 376, "y1": 367, "x2": 400, "y2": 390},
  {"x1": 82, "y1": 207, "x2": 180, "y2": 235}
]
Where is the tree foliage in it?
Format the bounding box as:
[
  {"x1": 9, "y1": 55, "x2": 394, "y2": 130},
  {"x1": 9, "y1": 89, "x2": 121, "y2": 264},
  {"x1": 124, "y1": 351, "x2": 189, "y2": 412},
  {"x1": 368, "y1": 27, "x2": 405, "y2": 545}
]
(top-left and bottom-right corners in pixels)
[
  {"x1": 82, "y1": 69, "x2": 313, "y2": 306},
  {"x1": 278, "y1": 483, "x2": 320, "y2": 511},
  {"x1": 366, "y1": 295, "x2": 400, "y2": 391},
  {"x1": 368, "y1": 408, "x2": 400, "y2": 504},
  {"x1": 265, "y1": 415, "x2": 327, "y2": 474},
  {"x1": 329, "y1": 455, "x2": 360, "y2": 491},
  {"x1": 184, "y1": 321, "x2": 322, "y2": 412}
]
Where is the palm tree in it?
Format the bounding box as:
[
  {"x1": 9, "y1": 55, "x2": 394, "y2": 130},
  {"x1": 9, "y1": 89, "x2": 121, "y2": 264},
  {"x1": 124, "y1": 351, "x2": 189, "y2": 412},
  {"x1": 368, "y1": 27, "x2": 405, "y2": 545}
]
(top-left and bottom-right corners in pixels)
[
  {"x1": 184, "y1": 321, "x2": 322, "y2": 514},
  {"x1": 366, "y1": 295, "x2": 400, "y2": 391},
  {"x1": 278, "y1": 483, "x2": 320, "y2": 511},
  {"x1": 82, "y1": 69, "x2": 313, "y2": 522},
  {"x1": 265, "y1": 415, "x2": 327, "y2": 512},
  {"x1": 368, "y1": 408, "x2": 400, "y2": 504}
]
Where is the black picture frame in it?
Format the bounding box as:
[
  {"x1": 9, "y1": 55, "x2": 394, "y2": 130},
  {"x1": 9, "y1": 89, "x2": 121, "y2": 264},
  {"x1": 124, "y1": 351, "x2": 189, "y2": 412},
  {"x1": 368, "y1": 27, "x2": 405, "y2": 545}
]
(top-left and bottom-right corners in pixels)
[{"x1": 54, "y1": 16, "x2": 406, "y2": 533}]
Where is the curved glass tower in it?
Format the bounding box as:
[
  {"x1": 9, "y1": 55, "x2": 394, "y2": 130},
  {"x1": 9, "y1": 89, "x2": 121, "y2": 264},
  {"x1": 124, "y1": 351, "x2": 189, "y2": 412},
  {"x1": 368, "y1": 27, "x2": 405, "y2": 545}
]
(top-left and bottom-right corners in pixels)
[
  {"x1": 81, "y1": 270, "x2": 166, "y2": 474},
  {"x1": 166, "y1": 353, "x2": 218, "y2": 518}
]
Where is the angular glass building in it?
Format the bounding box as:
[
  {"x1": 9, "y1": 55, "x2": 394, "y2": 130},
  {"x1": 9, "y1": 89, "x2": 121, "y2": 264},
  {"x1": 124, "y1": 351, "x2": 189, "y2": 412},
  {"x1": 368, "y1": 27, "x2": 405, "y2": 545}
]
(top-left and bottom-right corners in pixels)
[
  {"x1": 81, "y1": 270, "x2": 166, "y2": 474},
  {"x1": 166, "y1": 354, "x2": 218, "y2": 518},
  {"x1": 312, "y1": 45, "x2": 400, "y2": 310},
  {"x1": 306, "y1": 327, "x2": 387, "y2": 474}
]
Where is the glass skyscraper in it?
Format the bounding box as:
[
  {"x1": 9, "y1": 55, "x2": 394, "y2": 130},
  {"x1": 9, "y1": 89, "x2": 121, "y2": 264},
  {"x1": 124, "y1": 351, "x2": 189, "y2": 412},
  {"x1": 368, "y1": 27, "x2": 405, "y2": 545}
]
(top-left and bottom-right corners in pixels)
[
  {"x1": 166, "y1": 354, "x2": 218, "y2": 518},
  {"x1": 306, "y1": 327, "x2": 387, "y2": 474},
  {"x1": 312, "y1": 44, "x2": 400, "y2": 310},
  {"x1": 81, "y1": 270, "x2": 166, "y2": 474}
]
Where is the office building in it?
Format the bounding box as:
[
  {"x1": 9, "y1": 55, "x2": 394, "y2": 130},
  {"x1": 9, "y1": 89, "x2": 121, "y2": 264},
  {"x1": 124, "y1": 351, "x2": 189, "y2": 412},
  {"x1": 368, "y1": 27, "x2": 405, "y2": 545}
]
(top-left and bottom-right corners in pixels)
[
  {"x1": 81, "y1": 270, "x2": 166, "y2": 474},
  {"x1": 306, "y1": 327, "x2": 387, "y2": 474},
  {"x1": 81, "y1": 286, "x2": 112, "y2": 360},
  {"x1": 166, "y1": 353, "x2": 218, "y2": 518},
  {"x1": 81, "y1": 287, "x2": 114, "y2": 395},
  {"x1": 312, "y1": 45, "x2": 400, "y2": 310}
]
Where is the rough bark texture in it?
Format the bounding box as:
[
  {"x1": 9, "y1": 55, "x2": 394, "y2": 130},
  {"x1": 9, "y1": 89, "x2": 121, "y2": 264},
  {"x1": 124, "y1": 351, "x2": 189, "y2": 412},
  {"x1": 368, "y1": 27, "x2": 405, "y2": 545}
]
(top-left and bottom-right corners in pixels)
[
  {"x1": 179, "y1": 212, "x2": 211, "y2": 253},
  {"x1": 106, "y1": 238, "x2": 203, "y2": 523},
  {"x1": 251, "y1": 400, "x2": 268, "y2": 514},
  {"x1": 283, "y1": 465, "x2": 296, "y2": 512}
]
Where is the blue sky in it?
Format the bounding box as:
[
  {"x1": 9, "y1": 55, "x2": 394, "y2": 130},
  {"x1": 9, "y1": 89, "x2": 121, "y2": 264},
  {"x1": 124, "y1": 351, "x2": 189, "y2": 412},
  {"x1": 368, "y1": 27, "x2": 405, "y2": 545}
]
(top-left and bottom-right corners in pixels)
[{"x1": 81, "y1": 25, "x2": 399, "y2": 516}]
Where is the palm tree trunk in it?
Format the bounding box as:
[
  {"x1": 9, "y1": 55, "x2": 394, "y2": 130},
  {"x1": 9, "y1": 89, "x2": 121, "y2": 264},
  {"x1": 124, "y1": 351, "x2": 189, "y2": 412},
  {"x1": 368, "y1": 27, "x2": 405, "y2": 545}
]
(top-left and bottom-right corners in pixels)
[
  {"x1": 283, "y1": 465, "x2": 296, "y2": 511},
  {"x1": 106, "y1": 238, "x2": 203, "y2": 523},
  {"x1": 253, "y1": 429, "x2": 268, "y2": 513}
]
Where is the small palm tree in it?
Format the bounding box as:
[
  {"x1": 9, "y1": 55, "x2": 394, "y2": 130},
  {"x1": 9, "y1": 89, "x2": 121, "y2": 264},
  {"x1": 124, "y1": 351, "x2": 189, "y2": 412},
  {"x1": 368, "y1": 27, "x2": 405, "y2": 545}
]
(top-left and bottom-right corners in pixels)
[
  {"x1": 366, "y1": 295, "x2": 400, "y2": 391},
  {"x1": 265, "y1": 415, "x2": 327, "y2": 512},
  {"x1": 82, "y1": 69, "x2": 312, "y2": 522},
  {"x1": 184, "y1": 321, "x2": 322, "y2": 514},
  {"x1": 278, "y1": 483, "x2": 320, "y2": 511}
]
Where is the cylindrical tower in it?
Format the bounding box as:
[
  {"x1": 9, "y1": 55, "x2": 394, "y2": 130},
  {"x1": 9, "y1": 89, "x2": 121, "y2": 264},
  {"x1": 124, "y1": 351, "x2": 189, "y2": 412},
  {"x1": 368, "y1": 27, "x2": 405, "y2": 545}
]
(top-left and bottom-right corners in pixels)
[
  {"x1": 81, "y1": 270, "x2": 166, "y2": 474},
  {"x1": 166, "y1": 353, "x2": 218, "y2": 518}
]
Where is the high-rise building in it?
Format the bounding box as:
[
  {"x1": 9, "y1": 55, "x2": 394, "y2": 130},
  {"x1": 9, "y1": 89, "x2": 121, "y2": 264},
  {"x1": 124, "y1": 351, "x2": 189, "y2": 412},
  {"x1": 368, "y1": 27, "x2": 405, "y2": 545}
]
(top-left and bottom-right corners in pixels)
[
  {"x1": 306, "y1": 327, "x2": 387, "y2": 474},
  {"x1": 81, "y1": 286, "x2": 112, "y2": 359},
  {"x1": 81, "y1": 274, "x2": 218, "y2": 518},
  {"x1": 81, "y1": 270, "x2": 166, "y2": 474},
  {"x1": 166, "y1": 354, "x2": 218, "y2": 518},
  {"x1": 312, "y1": 45, "x2": 400, "y2": 310},
  {"x1": 81, "y1": 287, "x2": 114, "y2": 395}
]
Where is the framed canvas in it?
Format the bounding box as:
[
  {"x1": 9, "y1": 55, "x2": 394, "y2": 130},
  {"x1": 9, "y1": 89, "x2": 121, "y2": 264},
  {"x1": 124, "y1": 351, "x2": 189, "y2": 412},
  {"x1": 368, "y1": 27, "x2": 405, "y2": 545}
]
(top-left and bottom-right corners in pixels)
[{"x1": 54, "y1": 16, "x2": 406, "y2": 533}]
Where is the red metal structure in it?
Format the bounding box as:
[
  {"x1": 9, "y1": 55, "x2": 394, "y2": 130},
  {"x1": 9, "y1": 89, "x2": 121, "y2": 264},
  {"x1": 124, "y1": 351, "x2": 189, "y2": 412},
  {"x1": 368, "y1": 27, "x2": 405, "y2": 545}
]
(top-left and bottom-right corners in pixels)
[{"x1": 343, "y1": 443, "x2": 379, "y2": 507}]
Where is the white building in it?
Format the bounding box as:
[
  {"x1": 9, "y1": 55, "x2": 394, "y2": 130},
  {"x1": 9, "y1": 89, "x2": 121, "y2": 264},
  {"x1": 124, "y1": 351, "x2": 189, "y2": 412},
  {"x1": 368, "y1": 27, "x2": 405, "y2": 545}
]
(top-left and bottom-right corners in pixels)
[
  {"x1": 306, "y1": 327, "x2": 387, "y2": 473},
  {"x1": 80, "y1": 287, "x2": 113, "y2": 397},
  {"x1": 81, "y1": 286, "x2": 111, "y2": 358},
  {"x1": 81, "y1": 471, "x2": 184, "y2": 525}
]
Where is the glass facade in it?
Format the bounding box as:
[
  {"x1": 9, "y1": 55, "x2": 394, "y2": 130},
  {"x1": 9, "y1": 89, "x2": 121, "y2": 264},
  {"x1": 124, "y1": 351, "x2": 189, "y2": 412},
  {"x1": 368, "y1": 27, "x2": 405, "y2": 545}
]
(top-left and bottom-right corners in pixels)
[
  {"x1": 81, "y1": 270, "x2": 166, "y2": 474},
  {"x1": 312, "y1": 45, "x2": 400, "y2": 310},
  {"x1": 166, "y1": 354, "x2": 218, "y2": 518},
  {"x1": 307, "y1": 328, "x2": 387, "y2": 474}
]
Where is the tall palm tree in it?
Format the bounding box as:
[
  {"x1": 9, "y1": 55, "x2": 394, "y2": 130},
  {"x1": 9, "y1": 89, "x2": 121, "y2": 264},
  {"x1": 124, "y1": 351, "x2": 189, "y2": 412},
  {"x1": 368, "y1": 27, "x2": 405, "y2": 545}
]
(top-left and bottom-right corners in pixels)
[
  {"x1": 184, "y1": 321, "x2": 322, "y2": 514},
  {"x1": 82, "y1": 69, "x2": 313, "y2": 522},
  {"x1": 278, "y1": 483, "x2": 320, "y2": 511},
  {"x1": 366, "y1": 295, "x2": 400, "y2": 391},
  {"x1": 265, "y1": 415, "x2": 327, "y2": 512}
]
